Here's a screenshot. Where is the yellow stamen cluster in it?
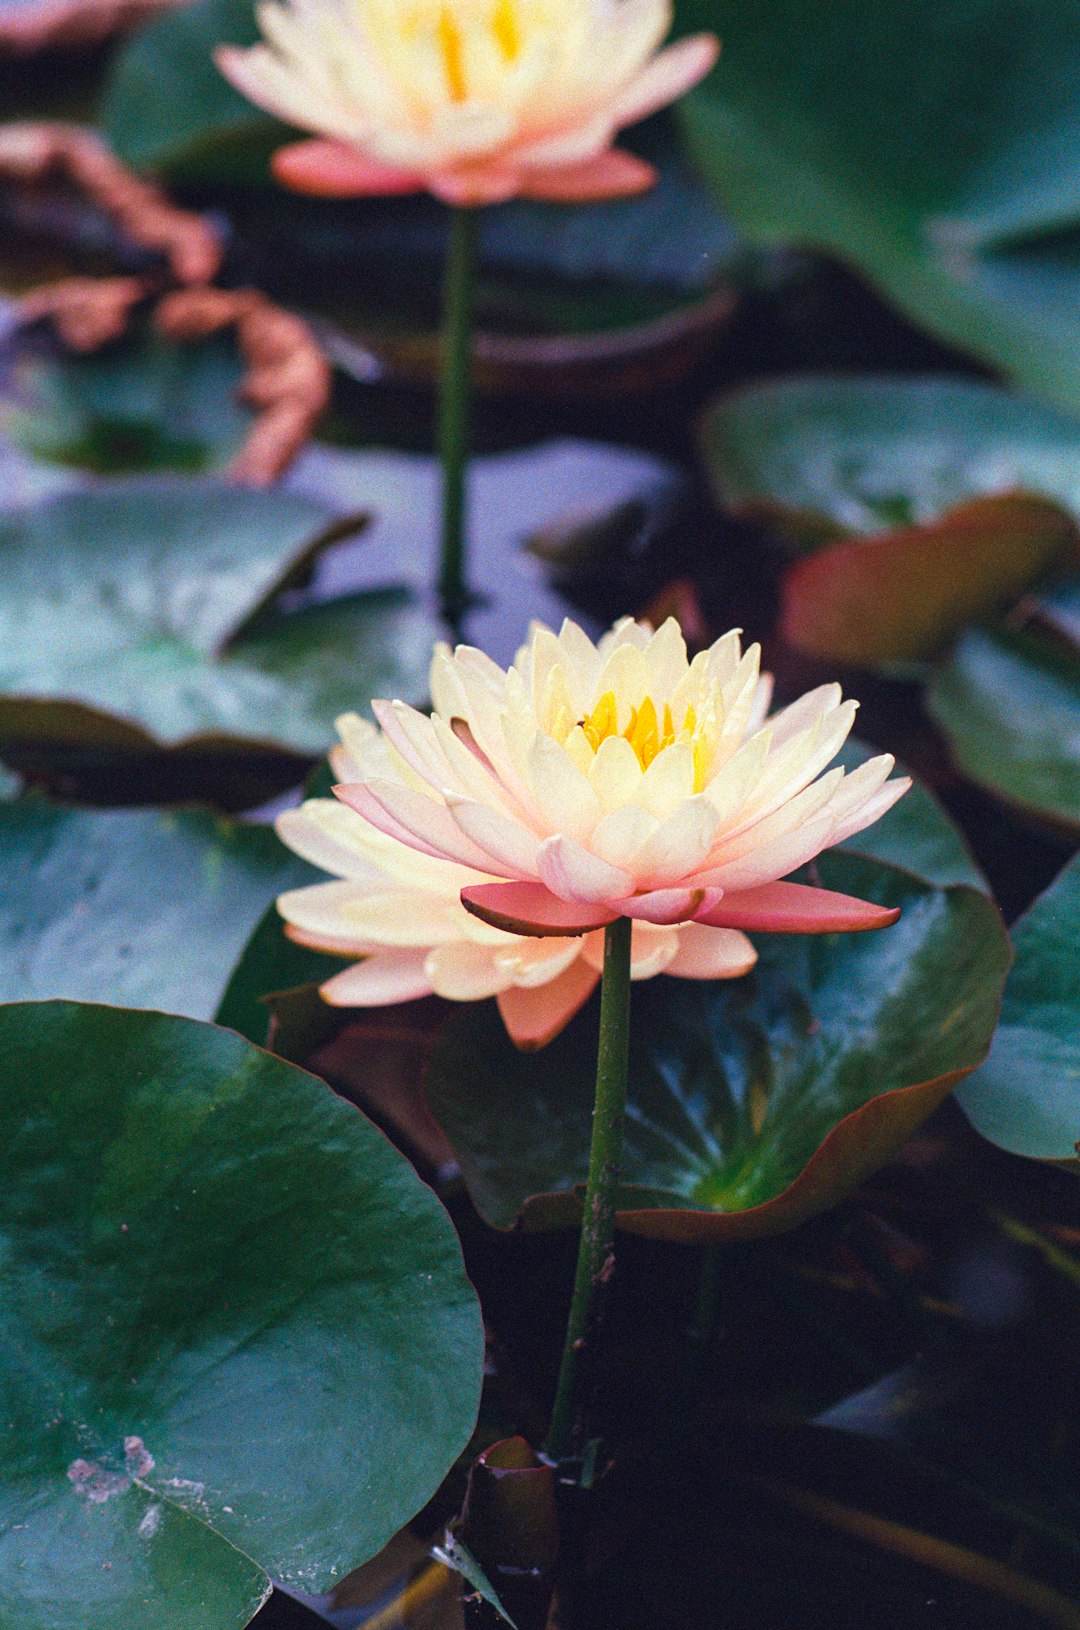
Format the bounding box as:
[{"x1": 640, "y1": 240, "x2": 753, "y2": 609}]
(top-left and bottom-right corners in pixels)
[
  {"x1": 578, "y1": 691, "x2": 712, "y2": 787},
  {"x1": 435, "y1": 0, "x2": 521, "y2": 101}
]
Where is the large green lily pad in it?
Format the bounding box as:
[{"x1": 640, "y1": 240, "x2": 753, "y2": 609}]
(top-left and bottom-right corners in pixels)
[
  {"x1": 699, "y1": 376, "x2": 1080, "y2": 541},
  {"x1": 956, "y1": 853, "x2": 1080, "y2": 1163},
  {"x1": 0, "y1": 801, "x2": 314, "y2": 1017},
  {"x1": 927, "y1": 626, "x2": 1080, "y2": 834},
  {"x1": 426, "y1": 853, "x2": 1010, "y2": 1241},
  {"x1": 0, "y1": 1001, "x2": 483, "y2": 1628},
  {"x1": 0, "y1": 481, "x2": 436, "y2": 786},
  {"x1": 699, "y1": 376, "x2": 1080, "y2": 665},
  {"x1": 0, "y1": 327, "x2": 250, "y2": 487},
  {"x1": 678, "y1": 0, "x2": 1080, "y2": 414}
]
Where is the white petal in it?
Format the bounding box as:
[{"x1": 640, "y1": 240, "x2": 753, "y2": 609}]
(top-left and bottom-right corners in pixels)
[
  {"x1": 629, "y1": 795, "x2": 723, "y2": 888},
  {"x1": 538, "y1": 834, "x2": 633, "y2": 903},
  {"x1": 591, "y1": 803, "x2": 657, "y2": 869},
  {"x1": 446, "y1": 795, "x2": 543, "y2": 877},
  {"x1": 425, "y1": 941, "x2": 509, "y2": 1001},
  {"x1": 528, "y1": 734, "x2": 601, "y2": 839}
]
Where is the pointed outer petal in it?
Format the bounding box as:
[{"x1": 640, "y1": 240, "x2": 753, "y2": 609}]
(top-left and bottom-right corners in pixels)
[
  {"x1": 497, "y1": 959, "x2": 601, "y2": 1051},
  {"x1": 829, "y1": 775, "x2": 912, "y2": 846},
  {"x1": 276, "y1": 802, "x2": 388, "y2": 884},
  {"x1": 637, "y1": 741, "x2": 695, "y2": 819},
  {"x1": 629, "y1": 796, "x2": 724, "y2": 889},
  {"x1": 767, "y1": 683, "x2": 844, "y2": 749},
  {"x1": 589, "y1": 732, "x2": 644, "y2": 810},
  {"x1": 429, "y1": 165, "x2": 524, "y2": 206},
  {"x1": 642, "y1": 617, "x2": 690, "y2": 696},
  {"x1": 319, "y1": 949, "x2": 434, "y2": 1006},
  {"x1": 372, "y1": 700, "x2": 461, "y2": 795},
  {"x1": 462, "y1": 881, "x2": 618, "y2": 938},
  {"x1": 556, "y1": 618, "x2": 603, "y2": 696},
  {"x1": 271, "y1": 139, "x2": 425, "y2": 197},
  {"x1": 493, "y1": 935, "x2": 582, "y2": 989},
  {"x1": 663, "y1": 922, "x2": 758, "y2": 979},
  {"x1": 330, "y1": 712, "x2": 388, "y2": 782},
  {"x1": 692, "y1": 814, "x2": 836, "y2": 893},
  {"x1": 744, "y1": 673, "x2": 775, "y2": 737},
  {"x1": 279, "y1": 880, "x2": 466, "y2": 948},
  {"x1": 528, "y1": 735, "x2": 601, "y2": 840},
  {"x1": 538, "y1": 834, "x2": 634, "y2": 904},
  {"x1": 613, "y1": 33, "x2": 721, "y2": 126},
  {"x1": 701, "y1": 730, "x2": 772, "y2": 829},
  {"x1": 711, "y1": 767, "x2": 846, "y2": 863},
  {"x1": 591, "y1": 803, "x2": 657, "y2": 869},
  {"x1": 517, "y1": 148, "x2": 658, "y2": 202},
  {"x1": 425, "y1": 941, "x2": 509, "y2": 1002},
  {"x1": 336, "y1": 780, "x2": 496, "y2": 872},
  {"x1": 445, "y1": 795, "x2": 542, "y2": 878},
  {"x1": 614, "y1": 886, "x2": 725, "y2": 925},
  {"x1": 696, "y1": 881, "x2": 903, "y2": 935},
  {"x1": 284, "y1": 923, "x2": 374, "y2": 956}
]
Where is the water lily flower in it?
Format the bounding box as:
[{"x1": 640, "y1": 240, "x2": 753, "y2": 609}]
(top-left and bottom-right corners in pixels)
[
  {"x1": 278, "y1": 618, "x2": 909, "y2": 1047},
  {"x1": 279, "y1": 710, "x2": 759, "y2": 1051},
  {"x1": 215, "y1": 0, "x2": 720, "y2": 204}
]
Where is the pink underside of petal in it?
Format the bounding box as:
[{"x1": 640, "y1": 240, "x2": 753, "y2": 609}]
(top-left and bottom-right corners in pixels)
[
  {"x1": 695, "y1": 881, "x2": 903, "y2": 934},
  {"x1": 333, "y1": 783, "x2": 451, "y2": 864},
  {"x1": 319, "y1": 948, "x2": 433, "y2": 1006},
  {"x1": 614, "y1": 34, "x2": 721, "y2": 127},
  {"x1": 462, "y1": 880, "x2": 617, "y2": 938},
  {"x1": 272, "y1": 139, "x2": 424, "y2": 198},
  {"x1": 497, "y1": 959, "x2": 600, "y2": 1050},
  {"x1": 429, "y1": 166, "x2": 523, "y2": 206},
  {"x1": 613, "y1": 886, "x2": 724, "y2": 926},
  {"x1": 518, "y1": 148, "x2": 658, "y2": 202}
]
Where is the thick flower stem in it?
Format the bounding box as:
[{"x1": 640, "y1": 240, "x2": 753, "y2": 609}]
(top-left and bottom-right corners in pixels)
[
  {"x1": 545, "y1": 914, "x2": 633, "y2": 1468},
  {"x1": 437, "y1": 204, "x2": 478, "y2": 626}
]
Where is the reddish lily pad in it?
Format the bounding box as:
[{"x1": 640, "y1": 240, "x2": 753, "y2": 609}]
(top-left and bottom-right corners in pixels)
[{"x1": 426, "y1": 853, "x2": 1010, "y2": 1242}]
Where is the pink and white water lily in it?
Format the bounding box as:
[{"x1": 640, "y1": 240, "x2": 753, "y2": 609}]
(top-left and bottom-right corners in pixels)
[
  {"x1": 277, "y1": 617, "x2": 909, "y2": 1048},
  {"x1": 216, "y1": 0, "x2": 719, "y2": 204}
]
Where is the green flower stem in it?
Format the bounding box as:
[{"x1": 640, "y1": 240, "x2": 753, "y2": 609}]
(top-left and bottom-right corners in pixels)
[
  {"x1": 437, "y1": 205, "x2": 478, "y2": 625},
  {"x1": 545, "y1": 914, "x2": 634, "y2": 1468}
]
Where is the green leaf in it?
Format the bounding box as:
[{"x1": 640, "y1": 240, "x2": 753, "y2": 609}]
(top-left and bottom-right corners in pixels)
[
  {"x1": 215, "y1": 899, "x2": 342, "y2": 1046},
  {"x1": 0, "y1": 801, "x2": 314, "y2": 1018},
  {"x1": 0, "y1": 481, "x2": 435, "y2": 780},
  {"x1": 0, "y1": 325, "x2": 250, "y2": 483},
  {"x1": 426, "y1": 854, "x2": 1010, "y2": 1241},
  {"x1": 836, "y1": 740, "x2": 988, "y2": 894},
  {"x1": 926, "y1": 626, "x2": 1080, "y2": 834},
  {"x1": 0, "y1": 1001, "x2": 483, "y2": 1627},
  {"x1": 678, "y1": 0, "x2": 1080, "y2": 414},
  {"x1": 956, "y1": 853, "x2": 1080, "y2": 1162},
  {"x1": 698, "y1": 376, "x2": 1080, "y2": 542}
]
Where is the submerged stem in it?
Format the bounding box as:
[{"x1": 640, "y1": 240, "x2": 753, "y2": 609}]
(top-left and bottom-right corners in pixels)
[
  {"x1": 545, "y1": 914, "x2": 633, "y2": 1467},
  {"x1": 437, "y1": 204, "x2": 478, "y2": 625}
]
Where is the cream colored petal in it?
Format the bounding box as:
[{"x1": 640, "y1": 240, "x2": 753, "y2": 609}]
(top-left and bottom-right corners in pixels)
[
  {"x1": 589, "y1": 733, "x2": 643, "y2": 810},
  {"x1": 694, "y1": 814, "x2": 835, "y2": 892},
  {"x1": 636, "y1": 740, "x2": 694, "y2": 819},
  {"x1": 494, "y1": 935, "x2": 583, "y2": 988},
  {"x1": 581, "y1": 921, "x2": 678, "y2": 979},
  {"x1": 664, "y1": 923, "x2": 757, "y2": 980},
  {"x1": 446, "y1": 795, "x2": 543, "y2": 877},
  {"x1": 629, "y1": 795, "x2": 723, "y2": 888},
  {"x1": 342, "y1": 778, "x2": 496, "y2": 871},
  {"x1": 426, "y1": 940, "x2": 509, "y2": 1001},
  {"x1": 612, "y1": 33, "x2": 719, "y2": 127},
  {"x1": 829, "y1": 775, "x2": 912, "y2": 846},
  {"x1": 767, "y1": 683, "x2": 843, "y2": 748},
  {"x1": 279, "y1": 879, "x2": 465, "y2": 947},
  {"x1": 320, "y1": 948, "x2": 433, "y2": 1006},
  {"x1": 591, "y1": 803, "x2": 657, "y2": 869},
  {"x1": 538, "y1": 833, "x2": 633, "y2": 903},
  {"x1": 528, "y1": 734, "x2": 600, "y2": 839}
]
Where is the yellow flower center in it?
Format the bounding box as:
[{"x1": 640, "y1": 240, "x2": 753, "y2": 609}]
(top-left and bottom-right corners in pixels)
[
  {"x1": 436, "y1": 0, "x2": 521, "y2": 101},
  {"x1": 579, "y1": 691, "x2": 711, "y2": 787}
]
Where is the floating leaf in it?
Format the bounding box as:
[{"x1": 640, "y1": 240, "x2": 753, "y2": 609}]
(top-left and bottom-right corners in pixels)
[
  {"x1": 927, "y1": 626, "x2": 1080, "y2": 834},
  {"x1": 956, "y1": 853, "x2": 1080, "y2": 1163},
  {"x1": 426, "y1": 854, "x2": 1010, "y2": 1241},
  {"x1": 0, "y1": 1001, "x2": 483, "y2": 1628},
  {"x1": 699, "y1": 377, "x2": 1080, "y2": 664},
  {"x1": 214, "y1": 899, "x2": 341, "y2": 1047},
  {"x1": 0, "y1": 801, "x2": 313, "y2": 1017},
  {"x1": 678, "y1": 0, "x2": 1080, "y2": 414},
  {"x1": 0, "y1": 480, "x2": 435, "y2": 789},
  {"x1": 0, "y1": 324, "x2": 249, "y2": 486},
  {"x1": 699, "y1": 376, "x2": 1080, "y2": 543}
]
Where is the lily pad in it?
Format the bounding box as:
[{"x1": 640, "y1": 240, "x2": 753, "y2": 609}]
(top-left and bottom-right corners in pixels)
[
  {"x1": 215, "y1": 898, "x2": 342, "y2": 1047},
  {"x1": 0, "y1": 801, "x2": 314, "y2": 1017},
  {"x1": 0, "y1": 1000, "x2": 483, "y2": 1627},
  {"x1": 956, "y1": 852, "x2": 1080, "y2": 1164},
  {"x1": 698, "y1": 376, "x2": 1080, "y2": 542},
  {"x1": 0, "y1": 323, "x2": 250, "y2": 486},
  {"x1": 0, "y1": 480, "x2": 436, "y2": 789},
  {"x1": 926, "y1": 626, "x2": 1080, "y2": 834},
  {"x1": 678, "y1": 0, "x2": 1080, "y2": 414},
  {"x1": 698, "y1": 377, "x2": 1080, "y2": 665},
  {"x1": 426, "y1": 853, "x2": 1010, "y2": 1241}
]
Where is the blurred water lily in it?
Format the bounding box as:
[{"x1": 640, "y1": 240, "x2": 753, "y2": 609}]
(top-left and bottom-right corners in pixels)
[
  {"x1": 278, "y1": 618, "x2": 908, "y2": 1047},
  {"x1": 216, "y1": 0, "x2": 720, "y2": 203}
]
